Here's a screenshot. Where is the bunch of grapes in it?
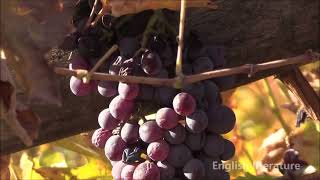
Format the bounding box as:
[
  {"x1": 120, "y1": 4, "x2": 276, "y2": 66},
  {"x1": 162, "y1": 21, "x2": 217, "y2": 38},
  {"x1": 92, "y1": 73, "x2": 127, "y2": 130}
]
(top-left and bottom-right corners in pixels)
[{"x1": 64, "y1": 1, "x2": 237, "y2": 180}]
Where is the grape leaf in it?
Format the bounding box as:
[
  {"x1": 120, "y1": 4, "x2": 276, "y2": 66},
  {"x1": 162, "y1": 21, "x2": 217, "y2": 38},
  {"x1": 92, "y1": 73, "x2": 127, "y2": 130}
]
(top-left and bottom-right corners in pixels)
[
  {"x1": 0, "y1": 0, "x2": 75, "y2": 105},
  {"x1": 34, "y1": 167, "x2": 70, "y2": 180},
  {"x1": 0, "y1": 60, "x2": 33, "y2": 146},
  {"x1": 16, "y1": 104, "x2": 41, "y2": 140},
  {"x1": 236, "y1": 173, "x2": 275, "y2": 180},
  {"x1": 0, "y1": 156, "x2": 10, "y2": 180}
]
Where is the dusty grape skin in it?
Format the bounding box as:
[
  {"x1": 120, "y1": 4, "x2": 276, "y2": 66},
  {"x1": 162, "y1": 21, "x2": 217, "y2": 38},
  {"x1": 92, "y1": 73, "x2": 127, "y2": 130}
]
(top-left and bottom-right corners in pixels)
[
  {"x1": 166, "y1": 144, "x2": 193, "y2": 168},
  {"x1": 121, "y1": 163, "x2": 138, "y2": 180},
  {"x1": 137, "y1": 85, "x2": 155, "y2": 101},
  {"x1": 182, "y1": 83, "x2": 204, "y2": 102},
  {"x1": 220, "y1": 139, "x2": 236, "y2": 161},
  {"x1": 156, "y1": 161, "x2": 175, "y2": 180},
  {"x1": 91, "y1": 128, "x2": 112, "y2": 148},
  {"x1": 120, "y1": 123, "x2": 139, "y2": 144},
  {"x1": 147, "y1": 140, "x2": 170, "y2": 161},
  {"x1": 206, "y1": 46, "x2": 226, "y2": 68},
  {"x1": 184, "y1": 132, "x2": 206, "y2": 151},
  {"x1": 155, "y1": 87, "x2": 177, "y2": 107},
  {"x1": 109, "y1": 95, "x2": 134, "y2": 122},
  {"x1": 105, "y1": 135, "x2": 127, "y2": 161},
  {"x1": 118, "y1": 37, "x2": 140, "y2": 58},
  {"x1": 164, "y1": 124, "x2": 186, "y2": 145},
  {"x1": 156, "y1": 108, "x2": 179, "y2": 130},
  {"x1": 110, "y1": 160, "x2": 119, "y2": 166},
  {"x1": 112, "y1": 161, "x2": 127, "y2": 180},
  {"x1": 118, "y1": 82, "x2": 140, "y2": 100},
  {"x1": 186, "y1": 110, "x2": 208, "y2": 133},
  {"x1": 183, "y1": 159, "x2": 205, "y2": 180},
  {"x1": 97, "y1": 81, "x2": 118, "y2": 97},
  {"x1": 201, "y1": 169, "x2": 230, "y2": 180},
  {"x1": 68, "y1": 52, "x2": 89, "y2": 70},
  {"x1": 173, "y1": 93, "x2": 196, "y2": 116},
  {"x1": 198, "y1": 155, "x2": 225, "y2": 180},
  {"x1": 182, "y1": 63, "x2": 193, "y2": 75},
  {"x1": 133, "y1": 161, "x2": 160, "y2": 180},
  {"x1": 98, "y1": 108, "x2": 120, "y2": 130},
  {"x1": 141, "y1": 50, "x2": 162, "y2": 75},
  {"x1": 192, "y1": 56, "x2": 214, "y2": 74},
  {"x1": 155, "y1": 69, "x2": 169, "y2": 79},
  {"x1": 207, "y1": 105, "x2": 236, "y2": 134},
  {"x1": 139, "y1": 121, "x2": 164, "y2": 143},
  {"x1": 69, "y1": 76, "x2": 94, "y2": 96},
  {"x1": 203, "y1": 81, "x2": 220, "y2": 105},
  {"x1": 283, "y1": 149, "x2": 300, "y2": 164},
  {"x1": 203, "y1": 134, "x2": 225, "y2": 157}
]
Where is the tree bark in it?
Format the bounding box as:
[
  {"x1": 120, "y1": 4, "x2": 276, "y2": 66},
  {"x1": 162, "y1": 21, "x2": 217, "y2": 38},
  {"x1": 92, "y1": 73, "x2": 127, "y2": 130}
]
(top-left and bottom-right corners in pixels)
[{"x1": 1, "y1": 0, "x2": 319, "y2": 154}]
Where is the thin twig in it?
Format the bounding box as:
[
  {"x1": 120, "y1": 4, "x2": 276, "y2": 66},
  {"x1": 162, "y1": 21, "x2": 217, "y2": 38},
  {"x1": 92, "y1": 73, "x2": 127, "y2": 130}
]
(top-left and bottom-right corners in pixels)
[
  {"x1": 82, "y1": 45, "x2": 118, "y2": 84},
  {"x1": 85, "y1": 0, "x2": 99, "y2": 29},
  {"x1": 55, "y1": 52, "x2": 319, "y2": 87},
  {"x1": 174, "y1": 0, "x2": 186, "y2": 88},
  {"x1": 184, "y1": 52, "x2": 319, "y2": 84},
  {"x1": 264, "y1": 79, "x2": 291, "y2": 134}
]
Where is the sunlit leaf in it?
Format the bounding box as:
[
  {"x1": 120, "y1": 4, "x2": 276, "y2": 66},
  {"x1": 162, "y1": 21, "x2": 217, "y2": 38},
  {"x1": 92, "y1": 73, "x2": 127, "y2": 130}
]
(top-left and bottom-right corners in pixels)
[
  {"x1": 0, "y1": 156, "x2": 10, "y2": 180},
  {"x1": 34, "y1": 167, "x2": 70, "y2": 180},
  {"x1": 19, "y1": 153, "x2": 35, "y2": 179},
  {"x1": 236, "y1": 173, "x2": 275, "y2": 180},
  {"x1": 289, "y1": 121, "x2": 320, "y2": 169},
  {"x1": 238, "y1": 143, "x2": 256, "y2": 175},
  {"x1": 53, "y1": 136, "x2": 103, "y2": 160},
  {"x1": 39, "y1": 149, "x2": 67, "y2": 168},
  {"x1": 63, "y1": 148, "x2": 88, "y2": 168},
  {"x1": 71, "y1": 157, "x2": 112, "y2": 180}
]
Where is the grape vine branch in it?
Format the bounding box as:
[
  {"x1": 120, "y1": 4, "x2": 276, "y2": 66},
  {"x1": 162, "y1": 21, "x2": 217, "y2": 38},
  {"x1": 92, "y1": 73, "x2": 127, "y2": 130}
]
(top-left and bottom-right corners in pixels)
[
  {"x1": 54, "y1": 50, "x2": 319, "y2": 87},
  {"x1": 174, "y1": 0, "x2": 187, "y2": 88}
]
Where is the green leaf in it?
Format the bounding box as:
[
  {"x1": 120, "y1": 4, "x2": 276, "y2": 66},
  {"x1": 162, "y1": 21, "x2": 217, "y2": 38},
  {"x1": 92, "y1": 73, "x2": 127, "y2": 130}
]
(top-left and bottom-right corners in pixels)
[
  {"x1": 53, "y1": 137, "x2": 101, "y2": 160},
  {"x1": 236, "y1": 173, "x2": 276, "y2": 180},
  {"x1": 39, "y1": 149, "x2": 67, "y2": 168},
  {"x1": 62, "y1": 148, "x2": 88, "y2": 168},
  {"x1": 71, "y1": 158, "x2": 113, "y2": 180}
]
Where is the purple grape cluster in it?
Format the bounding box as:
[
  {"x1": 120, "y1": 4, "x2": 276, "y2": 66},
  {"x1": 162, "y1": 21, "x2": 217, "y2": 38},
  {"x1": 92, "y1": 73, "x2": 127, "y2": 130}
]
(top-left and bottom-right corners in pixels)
[
  {"x1": 69, "y1": 41, "x2": 237, "y2": 179},
  {"x1": 65, "y1": 2, "x2": 238, "y2": 179}
]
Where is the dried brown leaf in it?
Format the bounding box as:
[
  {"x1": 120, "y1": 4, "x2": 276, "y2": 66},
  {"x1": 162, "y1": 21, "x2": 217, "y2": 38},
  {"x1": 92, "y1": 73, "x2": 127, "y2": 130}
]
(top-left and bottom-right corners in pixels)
[
  {"x1": 1, "y1": 0, "x2": 75, "y2": 105},
  {"x1": 34, "y1": 167, "x2": 70, "y2": 180},
  {"x1": 0, "y1": 60, "x2": 33, "y2": 146},
  {"x1": 16, "y1": 105, "x2": 41, "y2": 140},
  {"x1": 0, "y1": 156, "x2": 10, "y2": 180}
]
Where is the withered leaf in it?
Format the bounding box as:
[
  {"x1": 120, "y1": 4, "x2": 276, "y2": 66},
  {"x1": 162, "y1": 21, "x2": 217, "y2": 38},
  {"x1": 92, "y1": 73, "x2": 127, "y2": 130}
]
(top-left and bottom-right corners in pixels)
[
  {"x1": 16, "y1": 104, "x2": 41, "y2": 140},
  {"x1": 0, "y1": 155, "x2": 10, "y2": 180},
  {"x1": 0, "y1": 59, "x2": 33, "y2": 146},
  {"x1": 0, "y1": 81, "x2": 14, "y2": 111},
  {"x1": 0, "y1": 0, "x2": 75, "y2": 105},
  {"x1": 34, "y1": 167, "x2": 70, "y2": 180}
]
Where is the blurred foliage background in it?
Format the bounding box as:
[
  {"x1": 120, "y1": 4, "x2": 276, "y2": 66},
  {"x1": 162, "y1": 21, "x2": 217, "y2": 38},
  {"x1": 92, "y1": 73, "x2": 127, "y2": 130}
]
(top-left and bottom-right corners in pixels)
[{"x1": 1, "y1": 63, "x2": 319, "y2": 180}]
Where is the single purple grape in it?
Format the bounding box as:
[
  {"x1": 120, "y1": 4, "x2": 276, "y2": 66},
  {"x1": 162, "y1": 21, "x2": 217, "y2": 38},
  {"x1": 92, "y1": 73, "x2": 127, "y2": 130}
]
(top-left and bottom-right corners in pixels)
[
  {"x1": 91, "y1": 128, "x2": 112, "y2": 148},
  {"x1": 173, "y1": 93, "x2": 196, "y2": 116}
]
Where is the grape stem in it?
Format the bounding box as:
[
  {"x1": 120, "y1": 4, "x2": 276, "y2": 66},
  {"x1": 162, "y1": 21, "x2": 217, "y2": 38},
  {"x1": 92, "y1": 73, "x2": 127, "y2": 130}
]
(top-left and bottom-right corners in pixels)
[
  {"x1": 174, "y1": 0, "x2": 187, "y2": 88},
  {"x1": 56, "y1": 51, "x2": 319, "y2": 87},
  {"x1": 85, "y1": 0, "x2": 99, "y2": 29},
  {"x1": 82, "y1": 45, "x2": 118, "y2": 84}
]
